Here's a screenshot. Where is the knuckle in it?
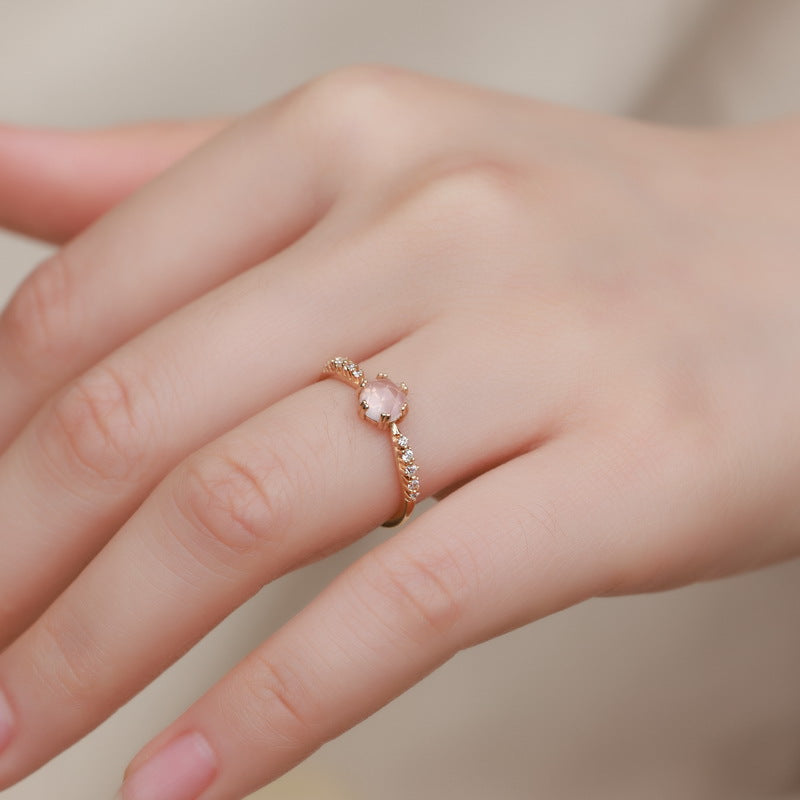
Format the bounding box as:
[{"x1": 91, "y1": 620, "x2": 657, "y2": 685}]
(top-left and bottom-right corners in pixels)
[
  {"x1": 390, "y1": 159, "x2": 533, "y2": 284},
  {"x1": 300, "y1": 63, "x2": 409, "y2": 113},
  {"x1": 30, "y1": 611, "x2": 105, "y2": 705},
  {"x1": 355, "y1": 540, "x2": 475, "y2": 644},
  {"x1": 42, "y1": 363, "x2": 149, "y2": 483},
  {"x1": 417, "y1": 159, "x2": 528, "y2": 232},
  {"x1": 237, "y1": 652, "x2": 321, "y2": 744},
  {"x1": 1, "y1": 250, "x2": 78, "y2": 368},
  {"x1": 293, "y1": 64, "x2": 418, "y2": 167},
  {"x1": 170, "y1": 441, "x2": 299, "y2": 564}
]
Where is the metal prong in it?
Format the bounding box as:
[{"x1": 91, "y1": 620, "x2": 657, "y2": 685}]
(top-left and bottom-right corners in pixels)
[
  {"x1": 376, "y1": 372, "x2": 388, "y2": 379},
  {"x1": 360, "y1": 400, "x2": 369, "y2": 409},
  {"x1": 400, "y1": 382, "x2": 408, "y2": 393}
]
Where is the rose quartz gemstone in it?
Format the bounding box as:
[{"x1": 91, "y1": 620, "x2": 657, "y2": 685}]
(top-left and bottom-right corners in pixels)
[{"x1": 359, "y1": 378, "x2": 406, "y2": 423}]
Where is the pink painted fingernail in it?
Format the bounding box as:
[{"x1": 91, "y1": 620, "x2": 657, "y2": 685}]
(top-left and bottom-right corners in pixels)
[
  {"x1": 117, "y1": 731, "x2": 217, "y2": 800},
  {"x1": 0, "y1": 687, "x2": 15, "y2": 752}
]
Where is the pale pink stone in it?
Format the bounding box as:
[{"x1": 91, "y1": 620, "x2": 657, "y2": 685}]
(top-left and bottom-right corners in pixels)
[{"x1": 359, "y1": 378, "x2": 406, "y2": 423}]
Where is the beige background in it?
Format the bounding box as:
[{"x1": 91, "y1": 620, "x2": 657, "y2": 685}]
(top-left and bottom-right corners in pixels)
[{"x1": 2, "y1": 2, "x2": 800, "y2": 798}]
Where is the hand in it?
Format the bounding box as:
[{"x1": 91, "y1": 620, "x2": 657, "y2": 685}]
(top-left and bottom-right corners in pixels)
[{"x1": 0, "y1": 65, "x2": 798, "y2": 800}]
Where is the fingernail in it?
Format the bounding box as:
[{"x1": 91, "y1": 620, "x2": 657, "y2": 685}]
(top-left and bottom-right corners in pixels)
[
  {"x1": 0, "y1": 687, "x2": 14, "y2": 752},
  {"x1": 117, "y1": 731, "x2": 217, "y2": 800}
]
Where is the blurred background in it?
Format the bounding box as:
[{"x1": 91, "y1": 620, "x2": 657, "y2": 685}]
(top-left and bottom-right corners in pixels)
[{"x1": 2, "y1": 1, "x2": 800, "y2": 798}]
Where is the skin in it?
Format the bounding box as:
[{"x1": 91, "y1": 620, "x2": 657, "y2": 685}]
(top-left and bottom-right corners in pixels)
[{"x1": 0, "y1": 64, "x2": 798, "y2": 799}]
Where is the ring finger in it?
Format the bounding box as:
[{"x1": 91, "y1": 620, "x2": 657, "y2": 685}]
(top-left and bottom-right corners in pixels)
[
  {"x1": 0, "y1": 313, "x2": 567, "y2": 785},
  {"x1": 0, "y1": 211, "x2": 436, "y2": 646}
]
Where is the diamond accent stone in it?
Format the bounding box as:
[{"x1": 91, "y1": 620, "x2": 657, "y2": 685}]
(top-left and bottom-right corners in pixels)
[
  {"x1": 401, "y1": 449, "x2": 414, "y2": 463},
  {"x1": 408, "y1": 478, "x2": 420, "y2": 490},
  {"x1": 404, "y1": 464, "x2": 418, "y2": 477},
  {"x1": 396, "y1": 435, "x2": 409, "y2": 449}
]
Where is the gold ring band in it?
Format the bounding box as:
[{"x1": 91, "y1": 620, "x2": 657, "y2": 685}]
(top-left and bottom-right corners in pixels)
[{"x1": 322, "y1": 356, "x2": 420, "y2": 527}]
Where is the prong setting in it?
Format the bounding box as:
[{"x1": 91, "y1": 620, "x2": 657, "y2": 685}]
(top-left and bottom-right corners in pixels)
[{"x1": 323, "y1": 357, "x2": 421, "y2": 523}]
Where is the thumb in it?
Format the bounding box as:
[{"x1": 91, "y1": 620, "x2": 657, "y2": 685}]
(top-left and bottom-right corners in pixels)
[{"x1": 0, "y1": 118, "x2": 230, "y2": 244}]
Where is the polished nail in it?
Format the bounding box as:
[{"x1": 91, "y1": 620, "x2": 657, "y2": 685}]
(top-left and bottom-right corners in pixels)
[
  {"x1": 117, "y1": 731, "x2": 217, "y2": 800},
  {"x1": 0, "y1": 688, "x2": 14, "y2": 753}
]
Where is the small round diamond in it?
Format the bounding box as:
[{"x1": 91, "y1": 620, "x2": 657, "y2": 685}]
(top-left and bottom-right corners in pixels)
[
  {"x1": 401, "y1": 449, "x2": 414, "y2": 463},
  {"x1": 404, "y1": 464, "x2": 418, "y2": 477},
  {"x1": 397, "y1": 435, "x2": 409, "y2": 449},
  {"x1": 408, "y1": 478, "x2": 420, "y2": 490}
]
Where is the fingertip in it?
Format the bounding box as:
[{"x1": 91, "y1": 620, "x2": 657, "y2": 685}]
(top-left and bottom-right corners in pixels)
[{"x1": 118, "y1": 730, "x2": 217, "y2": 800}]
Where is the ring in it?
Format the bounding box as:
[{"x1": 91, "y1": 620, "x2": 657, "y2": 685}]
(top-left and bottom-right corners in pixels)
[{"x1": 322, "y1": 356, "x2": 420, "y2": 527}]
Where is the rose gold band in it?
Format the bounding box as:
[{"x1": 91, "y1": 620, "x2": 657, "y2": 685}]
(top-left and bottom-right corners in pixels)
[{"x1": 322, "y1": 356, "x2": 420, "y2": 527}]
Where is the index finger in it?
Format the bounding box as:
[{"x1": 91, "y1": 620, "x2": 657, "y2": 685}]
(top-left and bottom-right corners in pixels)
[
  {"x1": 0, "y1": 120, "x2": 227, "y2": 244},
  {"x1": 0, "y1": 77, "x2": 337, "y2": 446}
]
